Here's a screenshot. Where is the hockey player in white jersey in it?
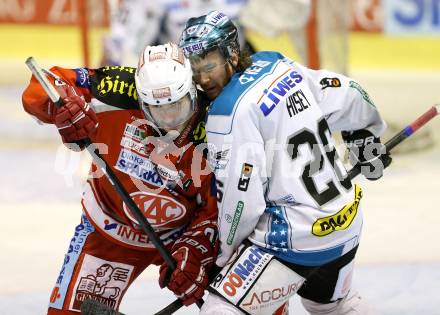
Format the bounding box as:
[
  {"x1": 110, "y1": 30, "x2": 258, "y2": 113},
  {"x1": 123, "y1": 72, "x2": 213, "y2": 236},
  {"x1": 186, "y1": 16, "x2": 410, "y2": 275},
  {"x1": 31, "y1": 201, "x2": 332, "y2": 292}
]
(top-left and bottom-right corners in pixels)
[
  {"x1": 179, "y1": 11, "x2": 392, "y2": 315},
  {"x1": 102, "y1": 0, "x2": 253, "y2": 66}
]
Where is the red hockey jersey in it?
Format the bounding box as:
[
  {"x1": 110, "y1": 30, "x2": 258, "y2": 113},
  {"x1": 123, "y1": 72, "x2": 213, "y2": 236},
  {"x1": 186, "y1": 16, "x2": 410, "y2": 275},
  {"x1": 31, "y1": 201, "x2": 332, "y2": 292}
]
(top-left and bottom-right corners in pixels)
[{"x1": 22, "y1": 65, "x2": 218, "y2": 252}]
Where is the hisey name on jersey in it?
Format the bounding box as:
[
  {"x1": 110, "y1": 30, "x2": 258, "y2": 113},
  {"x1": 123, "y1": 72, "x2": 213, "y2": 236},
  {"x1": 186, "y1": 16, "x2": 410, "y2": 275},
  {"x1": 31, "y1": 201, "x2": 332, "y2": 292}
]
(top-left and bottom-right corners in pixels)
[{"x1": 258, "y1": 69, "x2": 303, "y2": 116}]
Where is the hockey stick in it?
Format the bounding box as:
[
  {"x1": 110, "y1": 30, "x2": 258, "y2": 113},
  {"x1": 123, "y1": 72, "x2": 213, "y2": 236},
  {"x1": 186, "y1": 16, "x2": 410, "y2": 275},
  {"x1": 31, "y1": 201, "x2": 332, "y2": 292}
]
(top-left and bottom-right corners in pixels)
[
  {"x1": 155, "y1": 104, "x2": 440, "y2": 315},
  {"x1": 347, "y1": 105, "x2": 440, "y2": 179},
  {"x1": 25, "y1": 57, "x2": 204, "y2": 314},
  {"x1": 81, "y1": 299, "x2": 126, "y2": 315}
]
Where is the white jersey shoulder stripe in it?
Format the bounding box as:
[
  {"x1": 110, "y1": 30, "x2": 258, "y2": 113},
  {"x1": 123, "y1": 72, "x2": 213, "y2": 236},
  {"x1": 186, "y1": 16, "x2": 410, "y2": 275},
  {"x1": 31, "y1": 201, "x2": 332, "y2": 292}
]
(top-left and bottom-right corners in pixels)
[{"x1": 207, "y1": 57, "x2": 283, "y2": 135}]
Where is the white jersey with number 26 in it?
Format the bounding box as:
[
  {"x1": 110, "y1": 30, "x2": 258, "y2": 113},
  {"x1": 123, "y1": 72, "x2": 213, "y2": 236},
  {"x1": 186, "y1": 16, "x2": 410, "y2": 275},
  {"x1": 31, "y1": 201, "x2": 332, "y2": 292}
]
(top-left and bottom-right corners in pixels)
[{"x1": 207, "y1": 51, "x2": 386, "y2": 267}]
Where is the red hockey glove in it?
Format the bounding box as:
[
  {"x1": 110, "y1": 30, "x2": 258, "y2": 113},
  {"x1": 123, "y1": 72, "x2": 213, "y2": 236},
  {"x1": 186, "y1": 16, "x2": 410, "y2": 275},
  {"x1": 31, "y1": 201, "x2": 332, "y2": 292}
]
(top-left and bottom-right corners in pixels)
[
  {"x1": 342, "y1": 129, "x2": 392, "y2": 180},
  {"x1": 54, "y1": 85, "x2": 98, "y2": 150},
  {"x1": 159, "y1": 228, "x2": 218, "y2": 306},
  {"x1": 160, "y1": 246, "x2": 208, "y2": 305}
]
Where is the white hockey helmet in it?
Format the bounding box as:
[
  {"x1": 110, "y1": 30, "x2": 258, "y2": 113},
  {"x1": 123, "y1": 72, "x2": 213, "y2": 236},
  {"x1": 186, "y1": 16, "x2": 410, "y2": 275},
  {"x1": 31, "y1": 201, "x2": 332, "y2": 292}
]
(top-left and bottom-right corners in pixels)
[{"x1": 135, "y1": 43, "x2": 197, "y2": 130}]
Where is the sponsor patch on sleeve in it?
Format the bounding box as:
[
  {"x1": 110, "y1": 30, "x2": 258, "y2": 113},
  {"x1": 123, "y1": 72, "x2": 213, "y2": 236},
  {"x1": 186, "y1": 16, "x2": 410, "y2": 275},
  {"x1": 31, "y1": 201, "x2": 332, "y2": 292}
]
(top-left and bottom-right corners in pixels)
[
  {"x1": 208, "y1": 148, "x2": 231, "y2": 171},
  {"x1": 238, "y1": 163, "x2": 253, "y2": 192},
  {"x1": 74, "y1": 68, "x2": 90, "y2": 88},
  {"x1": 320, "y1": 77, "x2": 341, "y2": 89},
  {"x1": 349, "y1": 80, "x2": 376, "y2": 107}
]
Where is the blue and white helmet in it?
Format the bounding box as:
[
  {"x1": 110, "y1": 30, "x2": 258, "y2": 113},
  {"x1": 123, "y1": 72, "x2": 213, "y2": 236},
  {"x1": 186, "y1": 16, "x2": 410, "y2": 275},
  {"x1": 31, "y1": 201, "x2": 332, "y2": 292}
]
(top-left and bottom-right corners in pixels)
[{"x1": 179, "y1": 10, "x2": 239, "y2": 60}]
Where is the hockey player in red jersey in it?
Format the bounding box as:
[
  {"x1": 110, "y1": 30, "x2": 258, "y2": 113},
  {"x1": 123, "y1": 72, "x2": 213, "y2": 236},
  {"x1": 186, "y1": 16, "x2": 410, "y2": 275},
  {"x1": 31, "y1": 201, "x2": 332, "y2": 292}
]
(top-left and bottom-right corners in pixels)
[{"x1": 22, "y1": 43, "x2": 219, "y2": 314}]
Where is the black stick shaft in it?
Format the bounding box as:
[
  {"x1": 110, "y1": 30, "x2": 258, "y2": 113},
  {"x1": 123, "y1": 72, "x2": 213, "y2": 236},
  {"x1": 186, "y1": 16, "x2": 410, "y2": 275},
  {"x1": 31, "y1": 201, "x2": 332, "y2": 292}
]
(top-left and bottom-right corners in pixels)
[{"x1": 154, "y1": 299, "x2": 183, "y2": 315}]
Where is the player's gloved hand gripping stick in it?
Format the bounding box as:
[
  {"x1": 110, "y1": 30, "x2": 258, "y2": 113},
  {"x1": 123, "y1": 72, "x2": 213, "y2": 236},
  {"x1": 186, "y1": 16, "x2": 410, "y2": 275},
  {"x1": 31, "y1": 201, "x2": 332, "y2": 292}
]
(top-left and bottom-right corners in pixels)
[
  {"x1": 347, "y1": 105, "x2": 440, "y2": 179},
  {"x1": 25, "y1": 57, "x2": 205, "y2": 315}
]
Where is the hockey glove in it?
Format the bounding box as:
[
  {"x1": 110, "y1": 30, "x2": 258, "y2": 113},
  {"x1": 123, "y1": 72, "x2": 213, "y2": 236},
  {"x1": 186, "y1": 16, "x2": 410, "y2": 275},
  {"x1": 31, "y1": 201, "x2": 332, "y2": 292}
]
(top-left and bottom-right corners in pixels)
[
  {"x1": 54, "y1": 85, "x2": 98, "y2": 151},
  {"x1": 159, "y1": 229, "x2": 218, "y2": 306},
  {"x1": 342, "y1": 129, "x2": 392, "y2": 180}
]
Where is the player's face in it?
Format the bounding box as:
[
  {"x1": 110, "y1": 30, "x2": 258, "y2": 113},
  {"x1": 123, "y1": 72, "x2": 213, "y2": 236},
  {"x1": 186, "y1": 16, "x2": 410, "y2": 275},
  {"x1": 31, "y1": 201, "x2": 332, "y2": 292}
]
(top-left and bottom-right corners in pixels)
[
  {"x1": 190, "y1": 50, "x2": 235, "y2": 100},
  {"x1": 147, "y1": 94, "x2": 193, "y2": 132}
]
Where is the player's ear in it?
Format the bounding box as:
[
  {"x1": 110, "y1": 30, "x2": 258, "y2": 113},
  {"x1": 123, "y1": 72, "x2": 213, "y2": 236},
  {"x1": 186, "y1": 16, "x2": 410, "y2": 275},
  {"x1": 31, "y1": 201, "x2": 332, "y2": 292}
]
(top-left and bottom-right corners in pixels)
[{"x1": 230, "y1": 52, "x2": 239, "y2": 68}]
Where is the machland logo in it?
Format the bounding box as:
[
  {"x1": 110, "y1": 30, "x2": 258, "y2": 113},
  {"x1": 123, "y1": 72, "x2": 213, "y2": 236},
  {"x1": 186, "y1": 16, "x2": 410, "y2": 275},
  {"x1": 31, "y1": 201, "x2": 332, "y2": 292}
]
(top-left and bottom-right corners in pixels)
[{"x1": 227, "y1": 201, "x2": 244, "y2": 245}]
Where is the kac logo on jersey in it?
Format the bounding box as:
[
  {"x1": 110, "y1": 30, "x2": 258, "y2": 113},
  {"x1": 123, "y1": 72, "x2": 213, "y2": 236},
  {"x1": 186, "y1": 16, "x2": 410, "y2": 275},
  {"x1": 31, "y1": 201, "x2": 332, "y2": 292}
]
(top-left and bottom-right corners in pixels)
[
  {"x1": 258, "y1": 70, "x2": 303, "y2": 116},
  {"x1": 123, "y1": 192, "x2": 187, "y2": 228}
]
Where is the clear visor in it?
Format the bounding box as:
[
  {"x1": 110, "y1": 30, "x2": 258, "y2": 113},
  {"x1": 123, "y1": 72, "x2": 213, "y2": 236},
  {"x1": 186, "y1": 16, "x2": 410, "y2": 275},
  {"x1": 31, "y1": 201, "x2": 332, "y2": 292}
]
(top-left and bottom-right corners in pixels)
[{"x1": 142, "y1": 94, "x2": 195, "y2": 131}]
